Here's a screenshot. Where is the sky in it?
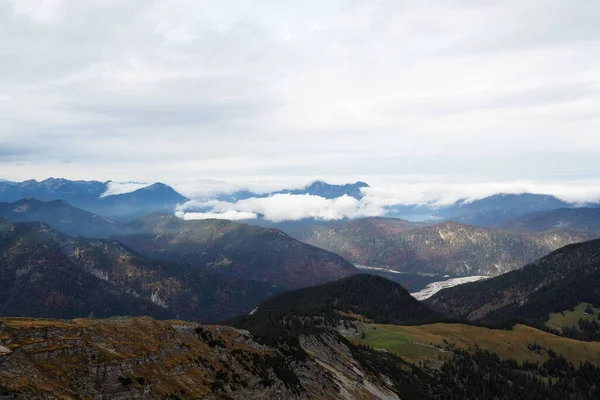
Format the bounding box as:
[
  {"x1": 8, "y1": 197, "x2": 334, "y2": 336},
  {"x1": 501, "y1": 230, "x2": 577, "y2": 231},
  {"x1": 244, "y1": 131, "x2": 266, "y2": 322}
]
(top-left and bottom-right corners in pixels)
[{"x1": 1, "y1": 0, "x2": 600, "y2": 212}]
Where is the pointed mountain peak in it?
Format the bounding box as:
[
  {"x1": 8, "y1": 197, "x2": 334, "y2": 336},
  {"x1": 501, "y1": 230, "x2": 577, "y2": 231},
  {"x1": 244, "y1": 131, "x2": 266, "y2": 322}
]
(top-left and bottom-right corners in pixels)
[{"x1": 142, "y1": 182, "x2": 169, "y2": 190}]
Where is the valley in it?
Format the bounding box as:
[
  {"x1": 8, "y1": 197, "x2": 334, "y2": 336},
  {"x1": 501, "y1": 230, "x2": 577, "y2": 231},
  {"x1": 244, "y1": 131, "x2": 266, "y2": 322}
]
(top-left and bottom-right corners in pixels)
[
  {"x1": 1, "y1": 178, "x2": 600, "y2": 399},
  {"x1": 5, "y1": 1, "x2": 600, "y2": 396}
]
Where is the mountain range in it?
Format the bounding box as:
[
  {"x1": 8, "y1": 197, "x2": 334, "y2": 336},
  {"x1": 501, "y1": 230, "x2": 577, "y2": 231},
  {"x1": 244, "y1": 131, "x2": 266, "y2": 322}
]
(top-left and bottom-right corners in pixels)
[
  {"x1": 0, "y1": 179, "x2": 188, "y2": 221},
  {"x1": 217, "y1": 180, "x2": 370, "y2": 202},
  {"x1": 437, "y1": 193, "x2": 574, "y2": 218},
  {"x1": 2, "y1": 226, "x2": 600, "y2": 398},
  {"x1": 2, "y1": 177, "x2": 600, "y2": 399},
  {"x1": 4, "y1": 195, "x2": 600, "y2": 289},
  {"x1": 385, "y1": 192, "x2": 599, "y2": 221},
  {"x1": 286, "y1": 217, "x2": 596, "y2": 277},
  {"x1": 0, "y1": 207, "x2": 360, "y2": 321},
  {"x1": 0, "y1": 217, "x2": 285, "y2": 322},
  {"x1": 5, "y1": 177, "x2": 600, "y2": 225},
  {"x1": 426, "y1": 237, "x2": 600, "y2": 328},
  {"x1": 0, "y1": 198, "x2": 120, "y2": 237},
  {"x1": 116, "y1": 213, "x2": 358, "y2": 289}
]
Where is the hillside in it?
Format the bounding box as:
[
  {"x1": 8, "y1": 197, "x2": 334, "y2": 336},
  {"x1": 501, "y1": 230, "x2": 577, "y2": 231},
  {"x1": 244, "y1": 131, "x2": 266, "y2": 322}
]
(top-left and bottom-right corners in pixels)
[
  {"x1": 448, "y1": 209, "x2": 517, "y2": 228},
  {"x1": 0, "y1": 198, "x2": 119, "y2": 237},
  {"x1": 426, "y1": 238, "x2": 600, "y2": 324},
  {"x1": 0, "y1": 218, "x2": 278, "y2": 322},
  {"x1": 354, "y1": 322, "x2": 600, "y2": 367},
  {"x1": 117, "y1": 213, "x2": 358, "y2": 289},
  {"x1": 501, "y1": 207, "x2": 600, "y2": 233},
  {"x1": 289, "y1": 217, "x2": 595, "y2": 276},
  {"x1": 228, "y1": 274, "x2": 441, "y2": 338},
  {"x1": 482, "y1": 262, "x2": 600, "y2": 335},
  {"x1": 226, "y1": 273, "x2": 600, "y2": 399},
  {"x1": 0, "y1": 317, "x2": 439, "y2": 399}
]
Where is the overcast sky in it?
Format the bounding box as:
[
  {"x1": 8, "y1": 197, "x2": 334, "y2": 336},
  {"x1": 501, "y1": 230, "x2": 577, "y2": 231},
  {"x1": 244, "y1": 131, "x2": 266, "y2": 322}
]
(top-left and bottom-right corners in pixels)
[{"x1": 1, "y1": 0, "x2": 599, "y2": 193}]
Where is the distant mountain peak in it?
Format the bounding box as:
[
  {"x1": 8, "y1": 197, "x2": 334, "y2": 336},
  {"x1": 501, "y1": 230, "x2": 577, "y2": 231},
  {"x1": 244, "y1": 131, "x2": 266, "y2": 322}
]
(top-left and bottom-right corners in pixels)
[
  {"x1": 215, "y1": 180, "x2": 371, "y2": 203},
  {"x1": 141, "y1": 182, "x2": 170, "y2": 190},
  {"x1": 0, "y1": 198, "x2": 119, "y2": 237},
  {"x1": 124, "y1": 182, "x2": 186, "y2": 199},
  {"x1": 292, "y1": 180, "x2": 370, "y2": 200},
  {"x1": 304, "y1": 180, "x2": 369, "y2": 189}
]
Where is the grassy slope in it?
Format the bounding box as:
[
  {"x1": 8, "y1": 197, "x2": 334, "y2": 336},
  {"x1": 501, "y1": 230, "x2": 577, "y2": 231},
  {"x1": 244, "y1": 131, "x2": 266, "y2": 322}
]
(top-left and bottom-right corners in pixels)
[
  {"x1": 546, "y1": 302, "x2": 600, "y2": 331},
  {"x1": 352, "y1": 323, "x2": 600, "y2": 366}
]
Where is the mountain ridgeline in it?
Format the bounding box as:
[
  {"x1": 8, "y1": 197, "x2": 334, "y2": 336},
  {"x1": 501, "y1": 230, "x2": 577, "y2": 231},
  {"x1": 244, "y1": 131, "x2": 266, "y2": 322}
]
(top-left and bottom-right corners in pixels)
[
  {"x1": 228, "y1": 274, "x2": 441, "y2": 339},
  {"x1": 426, "y1": 238, "x2": 600, "y2": 327},
  {"x1": 0, "y1": 218, "x2": 280, "y2": 322},
  {"x1": 0, "y1": 210, "x2": 361, "y2": 321},
  {"x1": 0, "y1": 316, "x2": 441, "y2": 399},
  {"x1": 0, "y1": 178, "x2": 188, "y2": 221},
  {"x1": 0, "y1": 198, "x2": 120, "y2": 237},
  {"x1": 499, "y1": 207, "x2": 600, "y2": 233},
  {"x1": 216, "y1": 180, "x2": 370, "y2": 202},
  {"x1": 116, "y1": 213, "x2": 358, "y2": 289},
  {"x1": 438, "y1": 193, "x2": 573, "y2": 219},
  {"x1": 287, "y1": 217, "x2": 596, "y2": 277}
]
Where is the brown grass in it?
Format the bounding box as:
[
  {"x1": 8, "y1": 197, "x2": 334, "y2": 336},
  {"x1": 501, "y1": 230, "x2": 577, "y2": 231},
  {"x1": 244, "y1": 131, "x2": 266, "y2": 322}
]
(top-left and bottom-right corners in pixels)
[{"x1": 354, "y1": 323, "x2": 600, "y2": 366}]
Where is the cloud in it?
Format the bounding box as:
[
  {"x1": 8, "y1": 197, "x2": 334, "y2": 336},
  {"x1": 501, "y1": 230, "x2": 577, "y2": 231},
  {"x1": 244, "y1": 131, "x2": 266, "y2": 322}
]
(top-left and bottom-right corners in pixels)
[
  {"x1": 363, "y1": 180, "x2": 600, "y2": 207},
  {"x1": 175, "y1": 177, "x2": 600, "y2": 222},
  {"x1": 175, "y1": 210, "x2": 258, "y2": 221},
  {"x1": 171, "y1": 177, "x2": 316, "y2": 199},
  {"x1": 9, "y1": 0, "x2": 64, "y2": 24},
  {"x1": 100, "y1": 181, "x2": 150, "y2": 197},
  {"x1": 177, "y1": 193, "x2": 384, "y2": 222},
  {"x1": 0, "y1": 0, "x2": 599, "y2": 183}
]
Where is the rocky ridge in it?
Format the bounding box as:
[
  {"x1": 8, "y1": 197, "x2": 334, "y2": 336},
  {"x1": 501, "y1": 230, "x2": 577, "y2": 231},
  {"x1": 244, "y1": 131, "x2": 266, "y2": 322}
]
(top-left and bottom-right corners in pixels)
[{"x1": 0, "y1": 317, "x2": 419, "y2": 399}]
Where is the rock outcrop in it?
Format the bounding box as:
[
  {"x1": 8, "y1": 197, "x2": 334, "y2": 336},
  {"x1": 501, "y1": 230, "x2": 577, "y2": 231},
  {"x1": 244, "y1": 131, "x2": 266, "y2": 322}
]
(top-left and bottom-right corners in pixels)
[{"x1": 0, "y1": 317, "x2": 426, "y2": 399}]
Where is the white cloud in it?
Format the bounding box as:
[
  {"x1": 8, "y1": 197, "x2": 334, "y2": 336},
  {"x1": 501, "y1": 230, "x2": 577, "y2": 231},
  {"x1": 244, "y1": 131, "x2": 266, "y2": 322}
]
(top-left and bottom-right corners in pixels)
[
  {"x1": 0, "y1": 1, "x2": 599, "y2": 183},
  {"x1": 100, "y1": 181, "x2": 150, "y2": 197},
  {"x1": 362, "y1": 179, "x2": 600, "y2": 206},
  {"x1": 174, "y1": 177, "x2": 600, "y2": 222},
  {"x1": 178, "y1": 193, "x2": 384, "y2": 222},
  {"x1": 170, "y1": 178, "x2": 310, "y2": 199},
  {"x1": 175, "y1": 209, "x2": 258, "y2": 221},
  {"x1": 9, "y1": 0, "x2": 64, "y2": 24}
]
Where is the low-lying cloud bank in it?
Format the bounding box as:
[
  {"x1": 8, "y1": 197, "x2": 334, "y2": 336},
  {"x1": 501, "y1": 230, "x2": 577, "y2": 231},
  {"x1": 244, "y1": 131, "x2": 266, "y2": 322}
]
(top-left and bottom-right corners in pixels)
[
  {"x1": 174, "y1": 179, "x2": 600, "y2": 222},
  {"x1": 362, "y1": 180, "x2": 600, "y2": 208},
  {"x1": 176, "y1": 209, "x2": 259, "y2": 221},
  {"x1": 176, "y1": 193, "x2": 385, "y2": 222}
]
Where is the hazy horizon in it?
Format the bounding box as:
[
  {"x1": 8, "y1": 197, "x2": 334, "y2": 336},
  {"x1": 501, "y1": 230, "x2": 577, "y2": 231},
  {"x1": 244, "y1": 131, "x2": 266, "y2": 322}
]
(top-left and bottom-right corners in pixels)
[{"x1": 4, "y1": 175, "x2": 600, "y2": 222}]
